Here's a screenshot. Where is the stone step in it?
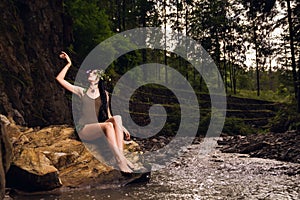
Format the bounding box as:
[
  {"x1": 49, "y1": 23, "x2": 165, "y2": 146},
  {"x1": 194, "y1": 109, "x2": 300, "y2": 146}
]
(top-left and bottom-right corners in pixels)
[
  {"x1": 112, "y1": 87, "x2": 278, "y2": 129},
  {"x1": 226, "y1": 110, "x2": 275, "y2": 118}
]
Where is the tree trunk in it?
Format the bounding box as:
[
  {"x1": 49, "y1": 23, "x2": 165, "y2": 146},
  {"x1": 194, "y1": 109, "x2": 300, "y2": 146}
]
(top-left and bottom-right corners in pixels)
[
  {"x1": 233, "y1": 64, "x2": 237, "y2": 95},
  {"x1": 286, "y1": 0, "x2": 297, "y2": 101},
  {"x1": 122, "y1": 0, "x2": 126, "y2": 31},
  {"x1": 116, "y1": 0, "x2": 121, "y2": 31},
  {"x1": 163, "y1": 0, "x2": 168, "y2": 84},
  {"x1": 185, "y1": 5, "x2": 189, "y2": 81},
  {"x1": 141, "y1": 2, "x2": 147, "y2": 80},
  {"x1": 253, "y1": 23, "x2": 260, "y2": 96},
  {"x1": 223, "y1": 35, "x2": 227, "y2": 93}
]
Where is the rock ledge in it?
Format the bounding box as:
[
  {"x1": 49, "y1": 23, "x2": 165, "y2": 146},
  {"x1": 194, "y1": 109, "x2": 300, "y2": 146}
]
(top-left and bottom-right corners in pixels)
[{"x1": 1, "y1": 115, "x2": 149, "y2": 193}]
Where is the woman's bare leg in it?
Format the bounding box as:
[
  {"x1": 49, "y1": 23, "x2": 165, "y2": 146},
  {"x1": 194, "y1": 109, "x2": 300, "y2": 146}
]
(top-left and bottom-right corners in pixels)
[
  {"x1": 79, "y1": 122, "x2": 132, "y2": 173},
  {"x1": 78, "y1": 123, "x2": 105, "y2": 140},
  {"x1": 106, "y1": 116, "x2": 135, "y2": 169},
  {"x1": 106, "y1": 115, "x2": 124, "y2": 151}
]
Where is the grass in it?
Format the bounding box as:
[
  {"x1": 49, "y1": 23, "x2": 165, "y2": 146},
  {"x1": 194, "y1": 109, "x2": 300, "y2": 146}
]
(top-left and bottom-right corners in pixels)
[{"x1": 229, "y1": 89, "x2": 293, "y2": 103}]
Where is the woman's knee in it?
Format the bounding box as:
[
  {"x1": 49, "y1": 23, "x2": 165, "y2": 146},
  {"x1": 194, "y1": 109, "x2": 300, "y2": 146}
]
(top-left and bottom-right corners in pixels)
[
  {"x1": 112, "y1": 115, "x2": 122, "y2": 123},
  {"x1": 103, "y1": 122, "x2": 114, "y2": 131}
]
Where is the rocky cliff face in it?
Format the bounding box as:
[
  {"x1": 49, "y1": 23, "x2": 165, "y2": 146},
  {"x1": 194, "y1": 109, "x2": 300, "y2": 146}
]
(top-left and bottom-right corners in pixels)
[{"x1": 0, "y1": 0, "x2": 73, "y2": 127}]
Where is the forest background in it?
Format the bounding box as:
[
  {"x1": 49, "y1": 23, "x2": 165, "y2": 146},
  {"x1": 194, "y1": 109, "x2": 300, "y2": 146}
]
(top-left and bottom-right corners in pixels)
[
  {"x1": 65, "y1": 0, "x2": 299, "y2": 99},
  {"x1": 0, "y1": 0, "x2": 299, "y2": 136},
  {"x1": 64, "y1": 0, "x2": 300, "y2": 134}
]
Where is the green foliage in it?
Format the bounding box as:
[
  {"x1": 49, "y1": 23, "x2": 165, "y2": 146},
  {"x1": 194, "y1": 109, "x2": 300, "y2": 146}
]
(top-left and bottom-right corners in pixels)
[
  {"x1": 64, "y1": 0, "x2": 112, "y2": 58},
  {"x1": 228, "y1": 68, "x2": 294, "y2": 103},
  {"x1": 237, "y1": 71, "x2": 255, "y2": 90},
  {"x1": 222, "y1": 117, "x2": 256, "y2": 136},
  {"x1": 198, "y1": 114, "x2": 211, "y2": 135},
  {"x1": 233, "y1": 89, "x2": 293, "y2": 103},
  {"x1": 268, "y1": 103, "x2": 300, "y2": 133}
]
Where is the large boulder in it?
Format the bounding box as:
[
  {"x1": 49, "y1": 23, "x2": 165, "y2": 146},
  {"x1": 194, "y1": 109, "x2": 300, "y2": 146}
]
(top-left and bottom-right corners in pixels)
[
  {"x1": 0, "y1": 115, "x2": 13, "y2": 199},
  {"x1": 3, "y1": 116, "x2": 149, "y2": 193}
]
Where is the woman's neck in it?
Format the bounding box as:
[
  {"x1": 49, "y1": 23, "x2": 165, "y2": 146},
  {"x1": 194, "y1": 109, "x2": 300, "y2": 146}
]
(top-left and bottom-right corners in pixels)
[
  {"x1": 89, "y1": 82, "x2": 98, "y2": 89},
  {"x1": 87, "y1": 82, "x2": 99, "y2": 95}
]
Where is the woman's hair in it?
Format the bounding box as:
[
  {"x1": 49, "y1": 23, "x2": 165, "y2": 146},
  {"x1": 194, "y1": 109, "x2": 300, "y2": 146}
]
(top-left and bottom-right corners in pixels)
[
  {"x1": 97, "y1": 79, "x2": 109, "y2": 122},
  {"x1": 86, "y1": 69, "x2": 111, "y2": 122}
]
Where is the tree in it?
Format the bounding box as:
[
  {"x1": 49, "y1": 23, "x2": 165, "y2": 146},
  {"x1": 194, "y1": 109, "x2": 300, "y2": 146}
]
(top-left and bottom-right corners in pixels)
[
  {"x1": 286, "y1": 0, "x2": 299, "y2": 111},
  {"x1": 64, "y1": 0, "x2": 112, "y2": 59}
]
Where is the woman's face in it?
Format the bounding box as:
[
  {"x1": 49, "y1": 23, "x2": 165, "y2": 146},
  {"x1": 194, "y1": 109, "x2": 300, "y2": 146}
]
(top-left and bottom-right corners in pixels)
[{"x1": 87, "y1": 70, "x2": 99, "y2": 83}]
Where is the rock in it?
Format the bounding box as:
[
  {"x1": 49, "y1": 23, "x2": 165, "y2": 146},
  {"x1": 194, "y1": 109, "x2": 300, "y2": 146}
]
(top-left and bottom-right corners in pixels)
[
  {"x1": 239, "y1": 142, "x2": 270, "y2": 154},
  {"x1": 0, "y1": 0, "x2": 73, "y2": 127},
  {"x1": 218, "y1": 131, "x2": 300, "y2": 163},
  {"x1": 152, "y1": 138, "x2": 158, "y2": 142},
  {"x1": 6, "y1": 148, "x2": 62, "y2": 192},
  {"x1": 3, "y1": 119, "x2": 150, "y2": 193},
  {"x1": 0, "y1": 115, "x2": 13, "y2": 199}
]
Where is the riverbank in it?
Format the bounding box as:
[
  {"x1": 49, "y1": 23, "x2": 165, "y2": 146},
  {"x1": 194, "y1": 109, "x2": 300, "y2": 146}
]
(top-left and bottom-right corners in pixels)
[
  {"x1": 133, "y1": 130, "x2": 300, "y2": 167},
  {"x1": 2, "y1": 114, "x2": 300, "y2": 198},
  {"x1": 8, "y1": 138, "x2": 300, "y2": 200},
  {"x1": 218, "y1": 131, "x2": 300, "y2": 165}
]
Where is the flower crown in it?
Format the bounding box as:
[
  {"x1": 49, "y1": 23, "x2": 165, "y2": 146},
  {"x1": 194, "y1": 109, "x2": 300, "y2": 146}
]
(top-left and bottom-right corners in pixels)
[{"x1": 86, "y1": 69, "x2": 111, "y2": 82}]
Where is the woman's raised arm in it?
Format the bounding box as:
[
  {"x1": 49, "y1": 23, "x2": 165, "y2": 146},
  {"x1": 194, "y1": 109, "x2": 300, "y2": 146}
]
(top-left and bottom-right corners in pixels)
[{"x1": 56, "y1": 51, "x2": 83, "y2": 97}]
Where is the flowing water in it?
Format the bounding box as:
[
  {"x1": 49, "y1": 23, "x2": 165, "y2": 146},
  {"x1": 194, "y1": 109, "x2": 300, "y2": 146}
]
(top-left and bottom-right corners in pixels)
[{"x1": 9, "y1": 138, "x2": 300, "y2": 200}]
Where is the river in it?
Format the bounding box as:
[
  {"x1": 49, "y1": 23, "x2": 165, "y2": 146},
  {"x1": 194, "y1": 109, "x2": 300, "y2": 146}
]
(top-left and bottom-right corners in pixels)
[{"x1": 9, "y1": 138, "x2": 300, "y2": 200}]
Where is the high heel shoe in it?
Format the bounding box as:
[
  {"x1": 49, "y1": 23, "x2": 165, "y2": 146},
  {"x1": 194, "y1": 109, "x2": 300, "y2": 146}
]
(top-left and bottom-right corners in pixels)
[
  {"x1": 120, "y1": 170, "x2": 133, "y2": 177},
  {"x1": 120, "y1": 169, "x2": 144, "y2": 177}
]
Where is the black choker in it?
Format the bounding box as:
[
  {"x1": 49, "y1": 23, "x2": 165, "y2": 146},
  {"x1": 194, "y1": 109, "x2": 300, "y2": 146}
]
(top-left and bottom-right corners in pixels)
[{"x1": 89, "y1": 87, "x2": 97, "y2": 93}]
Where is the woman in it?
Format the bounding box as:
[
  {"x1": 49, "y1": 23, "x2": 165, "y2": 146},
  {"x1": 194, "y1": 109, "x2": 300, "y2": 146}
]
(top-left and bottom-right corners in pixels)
[{"x1": 56, "y1": 51, "x2": 133, "y2": 173}]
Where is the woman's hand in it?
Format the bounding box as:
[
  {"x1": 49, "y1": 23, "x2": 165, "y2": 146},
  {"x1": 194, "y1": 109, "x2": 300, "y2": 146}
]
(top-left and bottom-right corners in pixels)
[
  {"x1": 59, "y1": 51, "x2": 72, "y2": 65},
  {"x1": 123, "y1": 127, "x2": 131, "y2": 140}
]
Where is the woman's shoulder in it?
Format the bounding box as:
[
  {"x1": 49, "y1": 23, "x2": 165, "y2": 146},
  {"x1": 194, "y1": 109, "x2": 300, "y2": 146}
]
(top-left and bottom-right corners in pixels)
[
  {"x1": 105, "y1": 90, "x2": 111, "y2": 95},
  {"x1": 73, "y1": 85, "x2": 85, "y2": 97}
]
